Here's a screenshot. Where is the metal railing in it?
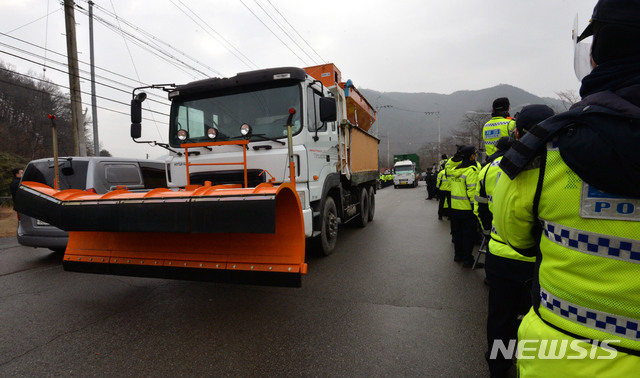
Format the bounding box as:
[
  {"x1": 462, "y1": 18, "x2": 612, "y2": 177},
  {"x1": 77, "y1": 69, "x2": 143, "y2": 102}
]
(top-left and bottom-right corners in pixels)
[{"x1": 181, "y1": 140, "x2": 249, "y2": 187}]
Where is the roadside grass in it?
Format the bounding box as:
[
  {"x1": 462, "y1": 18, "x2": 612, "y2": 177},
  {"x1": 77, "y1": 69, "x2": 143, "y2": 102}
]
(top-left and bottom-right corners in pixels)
[{"x1": 0, "y1": 206, "x2": 17, "y2": 238}]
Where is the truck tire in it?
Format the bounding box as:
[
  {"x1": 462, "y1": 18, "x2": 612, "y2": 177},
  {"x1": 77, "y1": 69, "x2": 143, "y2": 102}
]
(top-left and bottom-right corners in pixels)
[
  {"x1": 355, "y1": 187, "x2": 369, "y2": 227},
  {"x1": 312, "y1": 196, "x2": 338, "y2": 256},
  {"x1": 367, "y1": 186, "x2": 375, "y2": 222}
]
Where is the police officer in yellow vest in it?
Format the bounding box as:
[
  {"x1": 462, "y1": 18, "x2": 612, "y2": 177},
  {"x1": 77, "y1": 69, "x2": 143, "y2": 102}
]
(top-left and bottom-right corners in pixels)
[
  {"x1": 449, "y1": 145, "x2": 481, "y2": 267},
  {"x1": 476, "y1": 106, "x2": 554, "y2": 378},
  {"x1": 438, "y1": 150, "x2": 462, "y2": 220},
  {"x1": 493, "y1": 1, "x2": 640, "y2": 375},
  {"x1": 438, "y1": 154, "x2": 448, "y2": 171},
  {"x1": 482, "y1": 97, "x2": 516, "y2": 158},
  {"x1": 436, "y1": 167, "x2": 447, "y2": 218}
]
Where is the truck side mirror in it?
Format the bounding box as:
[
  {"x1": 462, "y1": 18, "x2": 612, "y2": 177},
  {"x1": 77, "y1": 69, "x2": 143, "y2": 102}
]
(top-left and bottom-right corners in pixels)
[
  {"x1": 319, "y1": 97, "x2": 337, "y2": 123},
  {"x1": 131, "y1": 121, "x2": 141, "y2": 139},
  {"x1": 130, "y1": 92, "x2": 147, "y2": 139}
]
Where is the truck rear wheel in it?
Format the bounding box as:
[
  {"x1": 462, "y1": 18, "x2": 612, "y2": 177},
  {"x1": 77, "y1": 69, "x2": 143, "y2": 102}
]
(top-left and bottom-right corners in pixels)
[
  {"x1": 312, "y1": 196, "x2": 338, "y2": 256},
  {"x1": 356, "y1": 187, "x2": 369, "y2": 227},
  {"x1": 368, "y1": 186, "x2": 375, "y2": 222}
]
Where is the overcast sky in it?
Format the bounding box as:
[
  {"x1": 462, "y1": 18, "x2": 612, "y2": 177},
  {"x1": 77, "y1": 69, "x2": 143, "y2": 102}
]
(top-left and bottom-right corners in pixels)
[{"x1": 1, "y1": 0, "x2": 596, "y2": 158}]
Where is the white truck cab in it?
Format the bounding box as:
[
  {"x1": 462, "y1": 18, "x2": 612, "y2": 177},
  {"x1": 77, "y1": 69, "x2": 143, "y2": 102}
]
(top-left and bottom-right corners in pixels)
[{"x1": 393, "y1": 160, "x2": 417, "y2": 188}]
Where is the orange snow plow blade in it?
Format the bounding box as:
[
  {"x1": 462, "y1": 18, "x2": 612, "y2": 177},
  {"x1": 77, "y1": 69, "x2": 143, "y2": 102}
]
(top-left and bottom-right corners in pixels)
[{"x1": 15, "y1": 181, "x2": 306, "y2": 287}]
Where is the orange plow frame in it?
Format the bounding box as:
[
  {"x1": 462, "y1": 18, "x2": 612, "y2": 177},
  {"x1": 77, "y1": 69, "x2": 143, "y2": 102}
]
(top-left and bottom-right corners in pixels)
[{"x1": 14, "y1": 141, "x2": 307, "y2": 287}]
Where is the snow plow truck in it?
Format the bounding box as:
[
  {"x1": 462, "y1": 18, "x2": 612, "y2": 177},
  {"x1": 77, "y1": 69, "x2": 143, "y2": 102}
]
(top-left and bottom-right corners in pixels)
[{"x1": 15, "y1": 63, "x2": 378, "y2": 287}]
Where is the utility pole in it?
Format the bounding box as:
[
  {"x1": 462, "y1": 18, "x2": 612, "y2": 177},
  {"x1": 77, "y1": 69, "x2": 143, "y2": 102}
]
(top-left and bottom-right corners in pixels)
[
  {"x1": 88, "y1": 0, "x2": 99, "y2": 156},
  {"x1": 48, "y1": 115, "x2": 60, "y2": 190},
  {"x1": 64, "y1": 0, "x2": 87, "y2": 156},
  {"x1": 376, "y1": 104, "x2": 392, "y2": 168},
  {"x1": 435, "y1": 103, "x2": 440, "y2": 157},
  {"x1": 425, "y1": 107, "x2": 441, "y2": 161}
]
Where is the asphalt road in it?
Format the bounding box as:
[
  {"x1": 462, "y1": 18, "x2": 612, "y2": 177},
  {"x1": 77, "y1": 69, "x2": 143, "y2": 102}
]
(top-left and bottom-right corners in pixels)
[{"x1": 0, "y1": 182, "x2": 490, "y2": 377}]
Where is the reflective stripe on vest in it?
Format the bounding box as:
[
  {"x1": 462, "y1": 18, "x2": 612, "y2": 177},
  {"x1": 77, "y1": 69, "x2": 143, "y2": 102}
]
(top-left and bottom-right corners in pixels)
[
  {"x1": 540, "y1": 287, "x2": 640, "y2": 342},
  {"x1": 475, "y1": 195, "x2": 488, "y2": 204},
  {"x1": 542, "y1": 219, "x2": 640, "y2": 264}
]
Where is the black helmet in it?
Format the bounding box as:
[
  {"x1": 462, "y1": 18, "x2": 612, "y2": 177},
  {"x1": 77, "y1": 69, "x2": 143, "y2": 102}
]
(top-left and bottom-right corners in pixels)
[
  {"x1": 515, "y1": 104, "x2": 555, "y2": 135},
  {"x1": 577, "y1": 0, "x2": 640, "y2": 42},
  {"x1": 577, "y1": 0, "x2": 640, "y2": 64},
  {"x1": 495, "y1": 137, "x2": 514, "y2": 152},
  {"x1": 460, "y1": 145, "x2": 477, "y2": 159},
  {"x1": 492, "y1": 97, "x2": 510, "y2": 112}
]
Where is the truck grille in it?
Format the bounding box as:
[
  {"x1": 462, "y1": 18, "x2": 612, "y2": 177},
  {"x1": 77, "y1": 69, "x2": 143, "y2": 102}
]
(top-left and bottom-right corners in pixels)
[{"x1": 189, "y1": 169, "x2": 266, "y2": 187}]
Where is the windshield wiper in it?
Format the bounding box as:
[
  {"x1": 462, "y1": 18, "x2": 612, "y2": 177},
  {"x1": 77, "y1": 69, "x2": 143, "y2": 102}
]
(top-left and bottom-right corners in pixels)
[{"x1": 250, "y1": 133, "x2": 286, "y2": 145}]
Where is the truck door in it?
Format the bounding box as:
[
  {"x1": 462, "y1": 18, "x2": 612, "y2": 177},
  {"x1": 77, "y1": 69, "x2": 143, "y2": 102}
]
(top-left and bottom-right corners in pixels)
[{"x1": 306, "y1": 86, "x2": 338, "y2": 202}]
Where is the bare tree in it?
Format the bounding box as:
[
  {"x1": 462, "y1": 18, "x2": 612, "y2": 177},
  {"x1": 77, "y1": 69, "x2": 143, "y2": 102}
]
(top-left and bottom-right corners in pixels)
[
  {"x1": 452, "y1": 111, "x2": 490, "y2": 154},
  {"x1": 554, "y1": 90, "x2": 580, "y2": 112},
  {"x1": 0, "y1": 63, "x2": 77, "y2": 160},
  {"x1": 417, "y1": 141, "x2": 439, "y2": 171}
]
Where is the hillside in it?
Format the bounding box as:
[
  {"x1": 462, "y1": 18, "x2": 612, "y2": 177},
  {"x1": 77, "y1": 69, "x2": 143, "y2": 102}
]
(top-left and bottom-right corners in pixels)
[{"x1": 360, "y1": 85, "x2": 566, "y2": 168}]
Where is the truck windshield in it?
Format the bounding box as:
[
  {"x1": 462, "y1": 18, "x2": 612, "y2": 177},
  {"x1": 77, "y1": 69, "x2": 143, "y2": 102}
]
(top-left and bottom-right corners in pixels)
[
  {"x1": 169, "y1": 83, "x2": 302, "y2": 146},
  {"x1": 395, "y1": 165, "x2": 414, "y2": 173}
]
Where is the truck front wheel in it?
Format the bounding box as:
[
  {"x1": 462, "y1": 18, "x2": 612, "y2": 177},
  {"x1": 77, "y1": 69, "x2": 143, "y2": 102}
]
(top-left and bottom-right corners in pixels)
[{"x1": 312, "y1": 196, "x2": 338, "y2": 256}]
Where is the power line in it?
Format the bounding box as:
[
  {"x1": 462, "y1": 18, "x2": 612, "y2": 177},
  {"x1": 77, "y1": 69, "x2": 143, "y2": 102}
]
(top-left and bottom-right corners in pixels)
[
  {"x1": 0, "y1": 45, "x2": 168, "y2": 107},
  {"x1": 379, "y1": 104, "x2": 441, "y2": 116},
  {"x1": 0, "y1": 76, "x2": 165, "y2": 121},
  {"x1": 77, "y1": 1, "x2": 222, "y2": 78},
  {"x1": 170, "y1": 0, "x2": 259, "y2": 70},
  {"x1": 0, "y1": 31, "x2": 169, "y2": 102},
  {"x1": 76, "y1": 8, "x2": 205, "y2": 80},
  {"x1": 0, "y1": 49, "x2": 171, "y2": 137},
  {"x1": 265, "y1": 0, "x2": 325, "y2": 63},
  {"x1": 239, "y1": 0, "x2": 310, "y2": 66},
  {"x1": 0, "y1": 67, "x2": 169, "y2": 118},
  {"x1": 251, "y1": 0, "x2": 319, "y2": 65},
  {"x1": 42, "y1": 0, "x2": 52, "y2": 72},
  {"x1": 1, "y1": 44, "x2": 171, "y2": 145},
  {"x1": 4, "y1": 6, "x2": 62, "y2": 34}
]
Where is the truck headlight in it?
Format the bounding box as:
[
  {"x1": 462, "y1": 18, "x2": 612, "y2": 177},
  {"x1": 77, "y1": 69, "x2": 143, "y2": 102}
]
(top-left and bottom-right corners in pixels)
[
  {"x1": 240, "y1": 123, "x2": 252, "y2": 137},
  {"x1": 206, "y1": 127, "x2": 218, "y2": 140},
  {"x1": 177, "y1": 129, "x2": 188, "y2": 141}
]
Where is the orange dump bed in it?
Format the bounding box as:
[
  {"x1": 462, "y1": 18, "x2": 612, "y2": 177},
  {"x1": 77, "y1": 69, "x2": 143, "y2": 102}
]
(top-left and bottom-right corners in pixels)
[
  {"x1": 304, "y1": 63, "x2": 377, "y2": 131},
  {"x1": 339, "y1": 82, "x2": 377, "y2": 132}
]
